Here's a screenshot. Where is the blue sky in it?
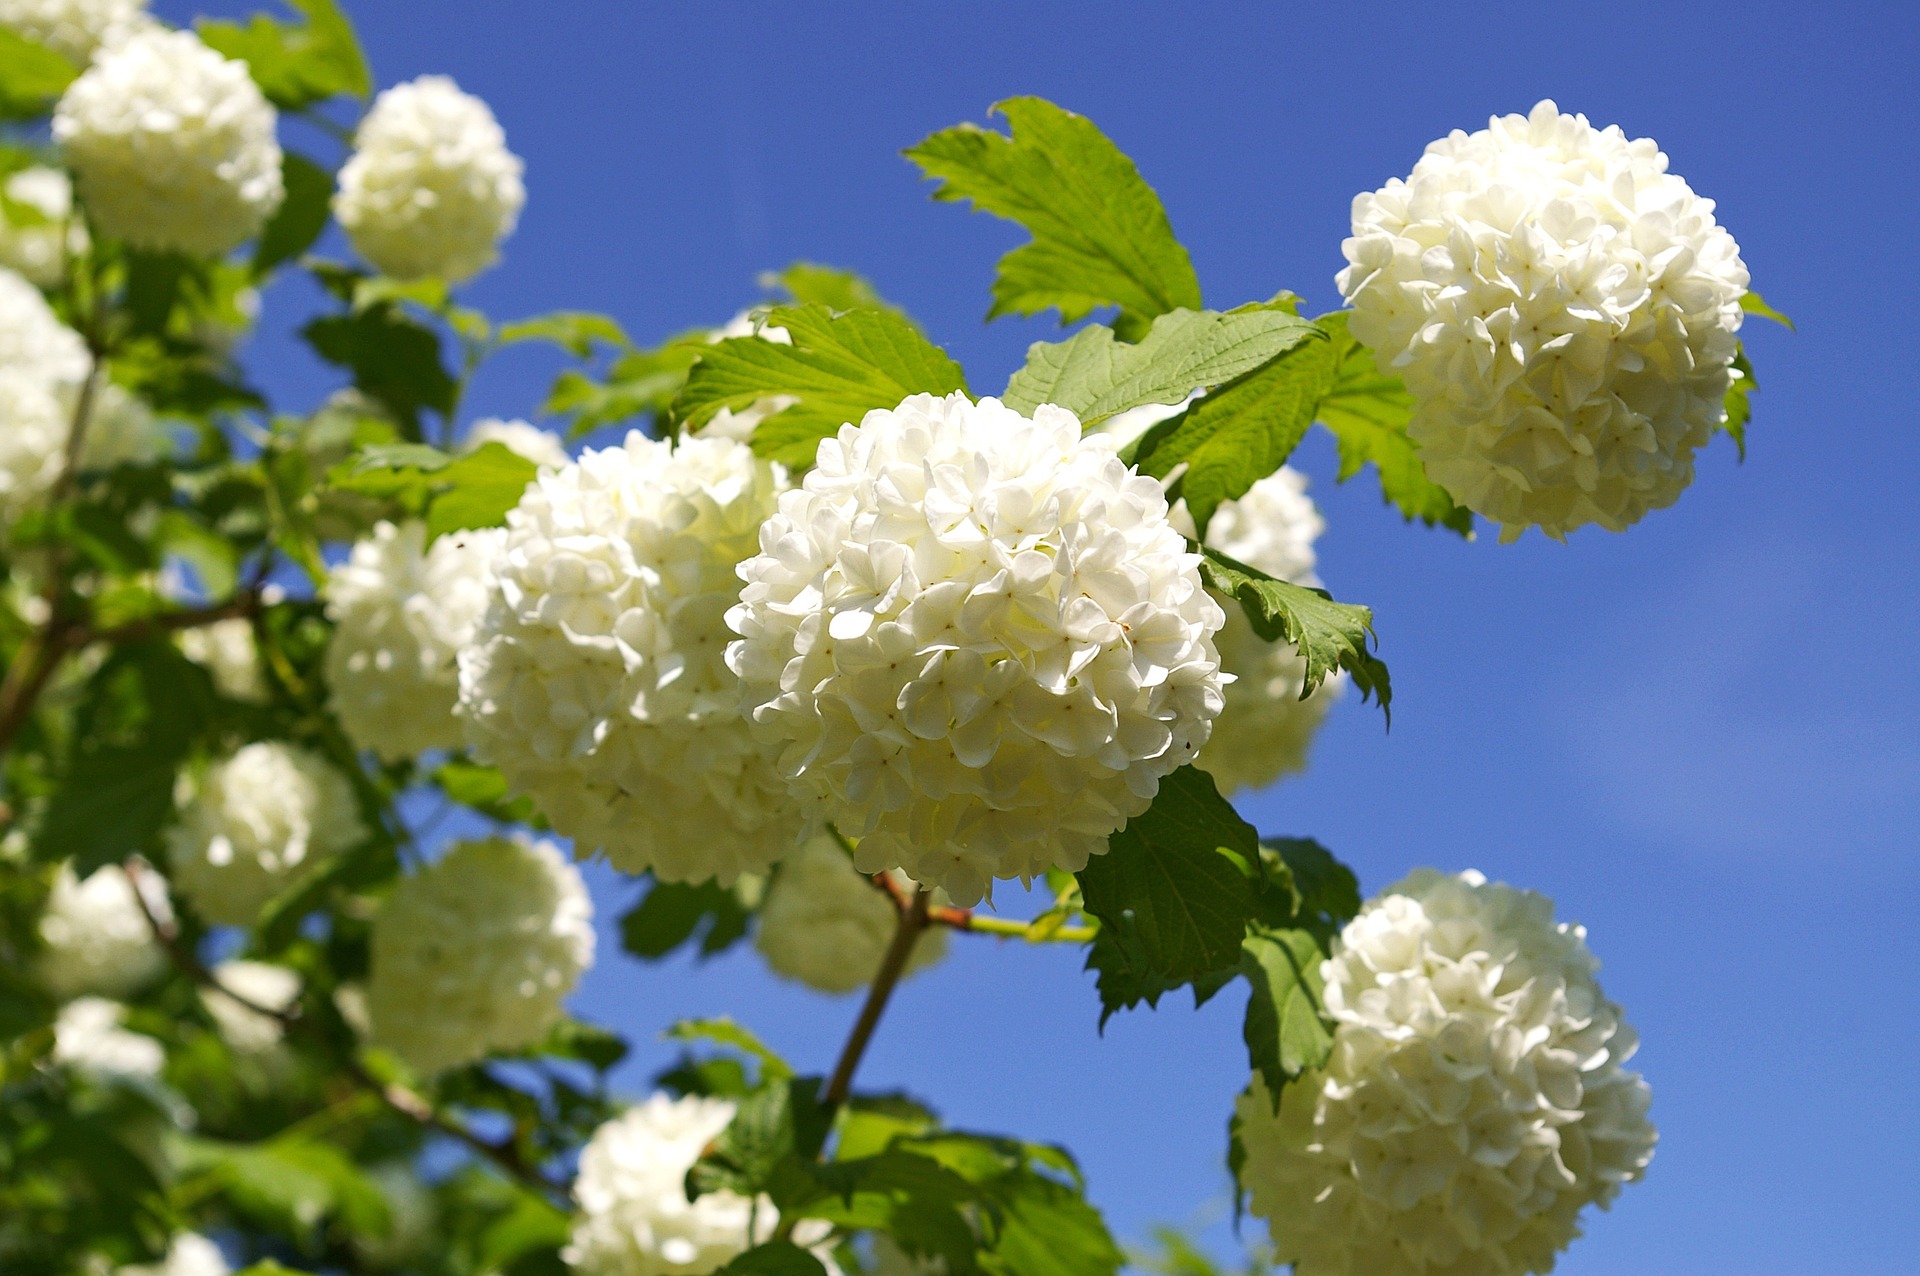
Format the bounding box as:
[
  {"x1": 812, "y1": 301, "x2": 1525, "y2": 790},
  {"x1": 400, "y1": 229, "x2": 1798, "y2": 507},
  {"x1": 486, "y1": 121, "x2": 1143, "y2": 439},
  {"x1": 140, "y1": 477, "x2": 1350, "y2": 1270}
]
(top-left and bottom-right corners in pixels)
[{"x1": 167, "y1": 1, "x2": 1920, "y2": 1270}]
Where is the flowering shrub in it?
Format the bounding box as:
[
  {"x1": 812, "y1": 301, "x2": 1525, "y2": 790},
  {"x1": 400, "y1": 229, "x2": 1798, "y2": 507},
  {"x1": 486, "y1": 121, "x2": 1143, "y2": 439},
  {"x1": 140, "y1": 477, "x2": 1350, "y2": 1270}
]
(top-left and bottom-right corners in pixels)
[{"x1": 0, "y1": 12, "x2": 1780, "y2": 1272}]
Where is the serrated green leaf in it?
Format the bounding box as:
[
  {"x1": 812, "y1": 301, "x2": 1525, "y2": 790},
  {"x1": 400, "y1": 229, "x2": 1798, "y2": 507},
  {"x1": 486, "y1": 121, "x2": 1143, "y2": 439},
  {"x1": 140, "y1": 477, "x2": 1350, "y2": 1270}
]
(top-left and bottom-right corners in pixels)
[
  {"x1": 1314, "y1": 312, "x2": 1473, "y2": 535},
  {"x1": 716, "y1": 1243, "x2": 829, "y2": 1276},
  {"x1": 423, "y1": 443, "x2": 537, "y2": 538},
  {"x1": 0, "y1": 29, "x2": 76, "y2": 120},
  {"x1": 252, "y1": 153, "x2": 333, "y2": 277},
  {"x1": 198, "y1": 0, "x2": 372, "y2": 110},
  {"x1": 302, "y1": 307, "x2": 456, "y2": 434},
  {"x1": 762, "y1": 261, "x2": 903, "y2": 316},
  {"x1": 1240, "y1": 926, "x2": 1334, "y2": 1101},
  {"x1": 498, "y1": 311, "x2": 632, "y2": 357},
  {"x1": 1720, "y1": 345, "x2": 1755, "y2": 461},
  {"x1": 674, "y1": 303, "x2": 968, "y2": 469},
  {"x1": 1076, "y1": 766, "x2": 1260, "y2": 1013},
  {"x1": 620, "y1": 876, "x2": 754, "y2": 961},
  {"x1": 1741, "y1": 290, "x2": 1794, "y2": 330},
  {"x1": 1257, "y1": 838, "x2": 1360, "y2": 937},
  {"x1": 687, "y1": 1076, "x2": 830, "y2": 1200},
  {"x1": 1000, "y1": 306, "x2": 1318, "y2": 428},
  {"x1": 663, "y1": 1018, "x2": 793, "y2": 1081},
  {"x1": 1196, "y1": 547, "x2": 1390, "y2": 714},
  {"x1": 907, "y1": 96, "x2": 1200, "y2": 337}
]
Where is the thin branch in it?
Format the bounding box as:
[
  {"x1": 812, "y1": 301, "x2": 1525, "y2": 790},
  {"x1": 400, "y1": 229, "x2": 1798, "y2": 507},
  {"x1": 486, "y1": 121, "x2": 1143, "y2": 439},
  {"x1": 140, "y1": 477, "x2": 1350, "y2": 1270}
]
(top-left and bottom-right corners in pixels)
[
  {"x1": 928, "y1": 904, "x2": 1098, "y2": 944},
  {"x1": 822, "y1": 888, "x2": 931, "y2": 1109}
]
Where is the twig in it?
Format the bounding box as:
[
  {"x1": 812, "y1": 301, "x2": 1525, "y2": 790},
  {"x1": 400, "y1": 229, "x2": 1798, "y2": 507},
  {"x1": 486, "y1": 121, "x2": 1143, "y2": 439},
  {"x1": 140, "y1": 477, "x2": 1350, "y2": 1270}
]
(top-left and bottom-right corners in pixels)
[{"x1": 822, "y1": 888, "x2": 931, "y2": 1108}]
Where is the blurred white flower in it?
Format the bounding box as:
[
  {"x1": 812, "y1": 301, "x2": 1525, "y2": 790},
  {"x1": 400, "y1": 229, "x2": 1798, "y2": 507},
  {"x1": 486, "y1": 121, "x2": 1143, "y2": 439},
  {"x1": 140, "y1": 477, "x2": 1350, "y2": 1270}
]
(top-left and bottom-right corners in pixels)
[
  {"x1": 458, "y1": 433, "x2": 804, "y2": 884},
  {"x1": 201, "y1": 959, "x2": 299, "y2": 1054},
  {"x1": 325, "y1": 520, "x2": 503, "y2": 762},
  {"x1": 179, "y1": 617, "x2": 267, "y2": 702},
  {"x1": 0, "y1": 0, "x2": 153, "y2": 63},
  {"x1": 118, "y1": 1233, "x2": 231, "y2": 1276},
  {"x1": 165, "y1": 741, "x2": 367, "y2": 926},
  {"x1": 1338, "y1": 100, "x2": 1748, "y2": 539},
  {"x1": 1177, "y1": 468, "x2": 1344, "y2": 796},
  {"x1": 0, "y1": 166, "x2": 88, "y2": 286},
  {"x1": 54, "y1": 28, "x2": 283, "y2": 257},
  {"x1": 334, "y1": 75, "x2": 524, "y2": 283},
  {"x1": 727, "y1": 391, "x2": 1226, "y2": 906},
  {"x1": 366, "y1": 834, "x2": 593, "y2": 1075},
  {"x1": 36, "y1": 861, "x2": 170, "y2": 1000},
  {"x1": 754, "y1": 833, "x2": 946, "y2": 994},
  {"x1": 0, "y1": 264, "x2": 86, "y2": 377},
  {"x1": 464, "y1": 416, "x2": 570, "y2": 470},
  {"x1": 1234, "y1": 869, "x2": 1656, "y2": 1276},
  {"x1": 52, "y1": 996, "x2": 162, "y2": 1078}
]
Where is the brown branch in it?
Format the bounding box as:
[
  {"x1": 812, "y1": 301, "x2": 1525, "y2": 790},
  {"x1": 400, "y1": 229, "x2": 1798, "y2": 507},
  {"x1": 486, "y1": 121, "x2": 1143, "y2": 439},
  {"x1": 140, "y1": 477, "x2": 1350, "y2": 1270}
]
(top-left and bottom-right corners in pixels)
[{"x1": 822, "y1": 887, "x2": 931, "y2": 1108}]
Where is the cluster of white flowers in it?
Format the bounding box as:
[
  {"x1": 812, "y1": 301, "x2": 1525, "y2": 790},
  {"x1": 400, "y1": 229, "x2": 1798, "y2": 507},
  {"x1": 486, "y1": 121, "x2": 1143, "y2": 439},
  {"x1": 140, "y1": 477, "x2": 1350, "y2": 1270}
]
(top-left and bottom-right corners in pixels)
[
  {"x1": 754, "y1": 833, "x2": 947, "y2": 994},
  {"x1": 334, "y1": 75, "x2": 525, "y2": 283},
  {"x1": 564, "y1": 1094, "x2": 776, "y2": 1276},
  {"x1": 0, "y1": 167, "x2": 87, "y2": 286},
  {"x1": 0, "y1": 0, "x2": 152, "y2": 63},
  {"x1": 118, "y1": 1234, "x2": 231, "y2": 1276},
  {"x1": 1339, "y1": 100, "x2": 1748, "y2": 539},
  {"x1": 325, "y1": 521, "x2": 503, "y2": 761},
  {"x1": 366, "y1": 834, "x2": 594, "y2": 1075},
  {"x1": 458, "y1": 433, "x2": 803, "y2": 883},
  {"x1": 728, "y1": 392, "x2": 1226, "y2": 906},
  {"x1": 1234, "y1": 869, "x2": 1656, "y2": 1276},
  {"x1": 465, "y1": 415, "x2": 571, "y2": 470},
  {"x1": 201, "y1": 959, "x2": 300, "y2": 1054},
  {"x1": 165, "y1": 741, "x2": 367, "y2": 925},
  {"x1": 54, "y1": 28, "x2": 284, "y2": 257},
  {"x1": 0, "y1": 266, "x2": 163, "y2": 521},
  {"x1": 694, "y1": 309, "x2": 795, "y2": 443},
  {"x1": 36, "y1": 862, "x2": 169, "y2": 1000},
  {"x1": 179, "y1": 616, "x2": 267, "y2": 702},
  {"x1": 52, "y1": 995, "x2": 163, "y2": 1078},
  {"x1": 1179, "y1": 469, "x2": 1345, "y2": 796}
]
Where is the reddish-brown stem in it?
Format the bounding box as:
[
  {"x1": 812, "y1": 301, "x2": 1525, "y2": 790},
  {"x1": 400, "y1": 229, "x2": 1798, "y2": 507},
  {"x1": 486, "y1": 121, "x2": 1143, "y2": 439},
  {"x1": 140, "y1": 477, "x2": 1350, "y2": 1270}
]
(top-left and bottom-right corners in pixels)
[{"x1": 822, "y1": 887, "x2": 931, "y2": 1108}]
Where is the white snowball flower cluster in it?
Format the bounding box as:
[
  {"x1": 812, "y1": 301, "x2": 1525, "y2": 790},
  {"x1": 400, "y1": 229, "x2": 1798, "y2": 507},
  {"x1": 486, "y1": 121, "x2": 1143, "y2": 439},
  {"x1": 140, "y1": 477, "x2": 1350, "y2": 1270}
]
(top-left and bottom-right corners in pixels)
[
  {"x1": 1234, "y1": 869, "x2": 1656, "y2": 1276},
  {"x1": 1178, "y1": 469, "x2": 1345, "y2": 796},
  {"x1": 36, "y1": 862, "x2": 170, "y2": 1000},
  {"x1": 165, "y1": 741, "x2": 367, "y2": 926},
  {"x1": 728, "y1": 391, "x2": 1226, "y2": 906},
  {"x1": 465, "y1": 416, "x2": 571, "y2": 470},
  {"x1": 201, "y1": 959, "x2": 299, "y2": 1054},
  {"x1": 0, "y1": 167, "x2": 87, "y2": 286},
  {"x1": 118, "y1": 1234, "x2": 231, "y2": 1276},
  {"x1": 366, "y1": 834, "x2": 594, "y2": 1075},
  {"x1": 564, "y1": 1094, "x2": 778, "y2": 1276},
  {"x1": 754, "y1": 834, "x2": 947, "y2": 994},
  {"x1": 0, "y1": 267, "x2": 163, "y2": 521},
  {"x1": 53, "y1": 29, "x2": 284, "y2": 258},
  {"x1": 324, "y1": 520, "x2": 504, "y2": 761},
  {"x1": 179, "y1": 617, "x2": 267, "y2": 702},
  {"x1": 334, "y1": 75, "x2": 525, "y2": 283},
  {"x1": 0, "y1": 0, "x2": 152, "y2": 63},
  {"x1": 694, "y1": 310, "x2": 794, "y2": 443},
  {"x1": 458, "y1": 433, "x2": 803, "y2": 883},
  {"x1": 53, "y1": 996, "x2": 163, "y2": 1078},
  {"x1": 1338, "y1": 100, "x2": 1749, "y2": 540}
]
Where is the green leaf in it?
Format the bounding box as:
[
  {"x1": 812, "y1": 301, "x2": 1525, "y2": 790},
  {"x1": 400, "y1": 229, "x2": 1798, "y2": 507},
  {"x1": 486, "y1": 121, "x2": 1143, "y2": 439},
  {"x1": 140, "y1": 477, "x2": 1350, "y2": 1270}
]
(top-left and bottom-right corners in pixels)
[
  {"x1": 498, "y1": 311, "x2": 632, "y2": 357},
  {"x1": 1240, "y1": 926, "x2": 1334, "y2": 1100},
  {"x1": 434, "y1": 759, "x2": 544, "y2": 827},
  {"x1": 1076, "y1": 766, "x2": 1260, "y2": 1017},
  {"x1": 198, "y1": 0, "x2": 372, "y2": 110},
  {"x1": 674, "y1": 303, "x2": 968, "y2": 469},
  {"x1": 546, "y1": 333, "x2": 707, "y2": 436},
  {"x1": 252, "y1": 153, "x2": 333, "y2": 276},
  {"x1": 620, "y1": 876, "x2": 754, "y2": 961},
  {"x1": 763, "y1": 261, "x2": 903, "y2": 316},
  {"x1": 1196, "y1": 547, "x2": 1390, "y2": 714},
  {"x1": 529, "y1": 1018, "x2": 629, "y2": 1072},
  {"x1": 1314, "y1": 312, "x2": 1473, "y2": 535},
  {"x1": 716, "y1": 1243, "x2": 829, "y2": 1276},
  {"x1": 124, "y1": 252, "x2": 194, "y2": 337},
  {"x1": 1000, "y1": 305, "x2": 1318, "y2": 428},
  {"x1": 663, "y1": 1018, "x2": 793, "y2": 1081},
  {"x1": 33, "y1": 747, "x2": 178, "y2": 877},
  {"x1": 990, "y1": 1172, "x2": 1124, "y2": 1276},
  {"x1": 423, "y1": 443, "x2": 537, "y2": 538},
  {"x1": 0, "y1": 29, "x2": 77, "y2": 120},
  {"x1": 906, "y1": 96, "x2": 1200, "y2": 337},
  {"x1": 474, "y1": 1194, "x2": 572, "y2": 1273},
  {"x1": 687, "y1": 1076, "x2": 830, "y2": 1200},
  {"x1": 1257, "y1": 838, "x2": 1360, "y2": 937},
  {"x1": 302, "y1": 307, "x2": 457, "y2": 434},
  {"x1": 179, "y1": 1135, "x2": 390, "y2": 1242},
  {"x1": 1720, "y1": 345, "x2": 1755, "y2": 461},
  {"x1": 1741, "y1": 290, "x2": 1794, "y2": 331}
]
